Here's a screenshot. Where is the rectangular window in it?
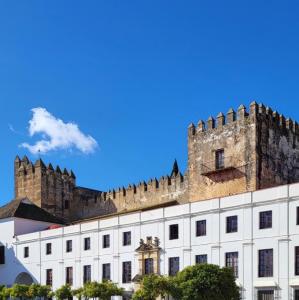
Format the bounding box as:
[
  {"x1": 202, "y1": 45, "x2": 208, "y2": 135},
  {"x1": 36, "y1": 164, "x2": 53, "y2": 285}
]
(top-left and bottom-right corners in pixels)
[
  {"x1": 24, "y1": 246, "x2": 29, "y2": 258},
  {"x1": 225, "y1": 252, "x2": 239, "y2": 278},
  {"x1": 83, "y1": 265, "x2": 91, "y2": 283},
  {"x1": 103, "y1": 235, "x2": 110, "y2": 248},
  {"x1": 102, "y1": 263, "x2": 111, "y2": 281},
  {"x1": 66, "y1": 240, "x2": 72, "y2": 253},
  {"x1": 195, "y1": 254, "x2": 207, "y2": 264},
  {"x1": 64, "y1": 200, "x2": 69, "y2": 210},
  {"x1": 123, "y1": 232, "x2": 131, "y2": 246},
  {"x1": 144, "y1": 258, "x2": 154, "y2": 275},
  {"x1": 46, "y1": 269, "x2": 53, "y2": 286},
  {"x1": 215, "y1": 149, "x2": 225, "y2": 169},
  {"x1": 196, "y1": 220, "x2": 206, "y2": 236},
  {"x1": 0, "y1": 246, "x2": 5, "y2": 264},
  {"x1": 84, "y1": 237, "x2": 91, "y2": 251},
  {"x1": 226, "y1": 215, "x2": 238, "y2": 233},
  {"x1": 295, "y1": 290, "x2": 299, "y2": 300},
  {"x1": 169, "y1": 257, "x2": 180, "y2": 276},
  {"x1": 122, "y1": 261, "x2": 132, "y2": 283},
  {"x1": 46, "y1": 243, "x2": 52, "y2": 255},
  {"x1": 258, "y1": 290, "x2": 274, "y2": 300},
  {"x1": 295, "y1": 247, "x2": 299, "y2": 275},
  {"x1": 169, "y1": 224, "x2": 179, "y2": 240},
  {"x1": 259, "y1": 211, "x2": 272, "y2": 229},
  {"x1": 66, "y1": 267, "x2": 73, "y2": 285},
  {"x1": 258, "y1": 249, "x2": 273, "y2": 277}
]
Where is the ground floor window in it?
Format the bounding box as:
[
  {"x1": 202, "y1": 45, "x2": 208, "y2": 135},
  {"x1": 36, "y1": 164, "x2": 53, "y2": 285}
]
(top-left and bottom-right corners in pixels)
[
  {"x1": 195, "y1": 254, "x2": 207, "y2": 264},
  {"x1": 225, "y1": 251, "x2": 238, "y2": 278},
  {"x1": 169, "y1": 257, "x2": 180, "y2": 276},
  {"x1": 102, "y1": 263, "x2": 111, "y2": 281},
  {"x1": 257, "y1": 290, "x2": 274, "y2": 300},
  {"x1": 66, "y1": 267, "x2": 73, "y2": 285},
  {"x1": 83, "y1": 265, "x2": 91, "y2": 283},
  {"x1": 122, "y1": 261, "x2": 132, "y2": 283},
  {"x1": 144, "y1": 258, "x2": 154, "y2": 275}
]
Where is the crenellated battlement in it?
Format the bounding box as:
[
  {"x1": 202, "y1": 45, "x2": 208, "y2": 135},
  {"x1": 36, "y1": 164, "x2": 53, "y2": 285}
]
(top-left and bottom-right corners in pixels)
[
  {"x1": 14, "y1": 155, "x2": 76, "y2": 182},
  {"x1": 188, "y1": 102, "x2": 299, "y2": 137},
  {"x1": 13, "y1": 102, "x2": 299, "y2": 222},
  {"x1": 105, "y1": 170, "x2": 184, "y2": 201}
]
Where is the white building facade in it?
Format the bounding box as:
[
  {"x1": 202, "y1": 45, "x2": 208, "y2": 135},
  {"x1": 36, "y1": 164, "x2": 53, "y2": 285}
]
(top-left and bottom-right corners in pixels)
[{"x1": 2, "y1": 183, "x2": 299, "y2": 300}]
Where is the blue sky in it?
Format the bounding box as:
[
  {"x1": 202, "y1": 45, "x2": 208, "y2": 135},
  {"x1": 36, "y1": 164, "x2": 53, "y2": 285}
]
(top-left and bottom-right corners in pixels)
[{"x1": 0, "y1": 1, "x2": 299, "y2": 205}]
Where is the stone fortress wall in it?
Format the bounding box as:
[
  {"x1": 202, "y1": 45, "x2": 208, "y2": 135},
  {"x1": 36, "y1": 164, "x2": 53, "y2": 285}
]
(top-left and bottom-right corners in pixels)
[{"x1": 14, "y1": 102, "x2": 299, "y2": 222}]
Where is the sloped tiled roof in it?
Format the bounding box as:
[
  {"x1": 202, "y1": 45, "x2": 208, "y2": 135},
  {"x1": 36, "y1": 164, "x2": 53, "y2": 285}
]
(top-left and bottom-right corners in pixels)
[{"x1": 0, "y1": 198, "x2": 64, "y2": 224}]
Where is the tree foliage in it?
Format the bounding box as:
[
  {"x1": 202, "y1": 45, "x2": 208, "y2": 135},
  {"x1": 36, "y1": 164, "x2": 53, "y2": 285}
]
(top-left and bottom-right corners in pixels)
[
  {"x1": 55, "y1": 284, "x2": 72, "y2": 300},
  {"x1": 10, "y1": 284, "x2": 29, "y2": 300},
  {"x1": 83, "y1": 281, "x2": 123, "y2": 300},
  {"x1": 132, "y1": 274, "x2": 170, "y2": 300},
  {"x1": 133, "y1": 264, "x2": 240, "y2": 300}
]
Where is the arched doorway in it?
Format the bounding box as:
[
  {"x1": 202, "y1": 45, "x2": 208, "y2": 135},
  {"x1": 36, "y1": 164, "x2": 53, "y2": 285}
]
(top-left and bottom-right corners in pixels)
[{"x1": 14, "y1": 272, "x2": 34, "y2": 285}]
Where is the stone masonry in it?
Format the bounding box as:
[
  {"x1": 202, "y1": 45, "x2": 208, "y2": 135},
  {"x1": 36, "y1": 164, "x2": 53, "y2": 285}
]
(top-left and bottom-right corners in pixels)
[{"x1": 14, "y1": 102, "x2": 299, "y2": 222}]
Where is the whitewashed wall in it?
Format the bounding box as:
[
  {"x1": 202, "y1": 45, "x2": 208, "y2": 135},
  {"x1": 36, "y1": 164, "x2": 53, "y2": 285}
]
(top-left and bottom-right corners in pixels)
[{"x1": 1, "y1": 182, "x2": 299, "y2": 299}]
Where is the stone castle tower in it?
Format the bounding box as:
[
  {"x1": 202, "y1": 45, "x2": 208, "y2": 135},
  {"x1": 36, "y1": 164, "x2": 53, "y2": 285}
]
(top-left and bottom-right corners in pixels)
[{"x1": 14, "y1": 102, "x2": 299, "y2": 223}]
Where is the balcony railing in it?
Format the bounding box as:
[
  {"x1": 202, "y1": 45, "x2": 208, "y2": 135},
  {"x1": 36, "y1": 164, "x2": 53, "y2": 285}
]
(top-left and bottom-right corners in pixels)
[{"x1": 201, "y1": 156, "x2": 243, "y2": 176}]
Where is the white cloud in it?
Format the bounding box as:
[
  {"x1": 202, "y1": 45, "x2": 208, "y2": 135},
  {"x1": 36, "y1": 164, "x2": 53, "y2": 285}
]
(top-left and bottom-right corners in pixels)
[{"x1": 20, "y1": 107, "x2": 98, "y2": 155}]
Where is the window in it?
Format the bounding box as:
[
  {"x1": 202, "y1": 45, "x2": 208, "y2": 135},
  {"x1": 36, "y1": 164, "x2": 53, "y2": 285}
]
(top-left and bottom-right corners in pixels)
[
  {"x1": 295, "y1": 247, "x2": 299, "y2": 275},
  {"x1": 66, "y1": 240, "x2": 72, "y2": 253},
  {"x1": 169, "y1": 257, "x2": 180, "y2": 276},
  {"x1": 225, "y1": 252, "x2": 239, "y2": 278},
  {"x1": 46, "y1": 243, "x2": 52, "y2": 255},
  {"x1": 226, "y1": 215, "x2": 238, "y2": 233},
  {"x1": 103, "y1": 235, "x2": 110, "y2": 248},
  {"x1": 123, "y1": 232, "x2": 131, "y2": 246},
  {"x1": 24, "y1": 247, "x2": 29, "y2": 258},
  {"x1": 46, "y1": 269, "x2": 53, "y2": 286},
  {"x1": 83, "y1": 265, "x2": 91, "y2": 283},
  {"x1": 122, "y1": 261, "x2": 132, "y2": 283},
  {"x1": 258, "y1": 290, "x2": 274, "y2": 300},
  {"x1": 144, "y1": 258, "x2": 154, "y2": 275},
  {"x1": 195, "y1": 254, "x2": 207, "y2": 264},
  {"x1": 196, "y1": 220, "x2": 206, "y2": 236},
  {"x1": 297, "y1": 207, "x2": 299, "y2": 225},
  {"x1": 295, "y1": 289, "x2": 299, "y2": 300},
  {"x1": 169, "y1": 224, "x2": 179, "y2": 240},
  {"x1": 84, "y1": 237, "x2": 91, "y2": 251},
  {"x1": 102, "y1": 263, "x2": 111, "y2": 281},
  {"x1": 0, "y1": 246, "x2": 5, "y2": 264},
  {"x1": 259, "y1": 211, "x2": 272, "y2": 229},
  {"x1": 66, "y1": 267, "x2": 73, "y2": 285},
  {"x1": 258, "y1": 249, "x2": 273, "y2": 277},
  {"x1": 215, "y1": 149, "x2": 224, "y2": 169},
  {"x1": 64, "y1": 200, "x2": 69, "y2": 210}
]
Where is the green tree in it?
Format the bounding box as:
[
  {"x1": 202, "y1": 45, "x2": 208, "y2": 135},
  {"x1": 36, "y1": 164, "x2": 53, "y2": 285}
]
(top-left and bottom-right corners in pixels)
[
  {"x1": 37, "y1": 285, "x2": 52, "y2": 299},
  {"x1": 133, "y1": 264, "x2": 239, "y2": 300},
  {"x1": 172, "y1": 264, "x2": 239, "y2": 300},
  {"x1": 0, "y1": 286, "x2": 11, "y2": 300},
  {"x1": 55, "y1": 284, "x2": 72, "y2": 300},
  {"x1": 10, "y1": 284, "x2": 29, "y2": 300},
  {"x1": 72, "y1": 287, "x2": 84, "y2": 300},
  {"x1": 26, "y1": 283, "x2": 40, "y2": 299},
  {"x1": 99, "y1": 281, "x2": 123, "y2": 300},
  {"x1": 132, "y1": 274, "x2": 170, "y2": 300},
  {"x1": 83, "y1": 281, "x2": 123, "y2": 300}
]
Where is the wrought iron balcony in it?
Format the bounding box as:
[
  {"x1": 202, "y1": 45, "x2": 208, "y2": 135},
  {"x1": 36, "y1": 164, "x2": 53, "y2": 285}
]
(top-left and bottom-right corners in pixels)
[{"x1": 201, "y1": 156, "x2": 242, "y2": 176}]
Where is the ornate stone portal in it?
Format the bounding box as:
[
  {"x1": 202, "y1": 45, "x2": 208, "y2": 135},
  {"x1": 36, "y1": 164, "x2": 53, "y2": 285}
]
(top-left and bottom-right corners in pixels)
[{"x1": 133, "y1": 236, "x2": 161, "y2": 283}]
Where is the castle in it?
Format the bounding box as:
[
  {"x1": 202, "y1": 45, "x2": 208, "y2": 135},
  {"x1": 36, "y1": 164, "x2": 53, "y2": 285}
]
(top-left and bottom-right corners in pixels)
[{"x1": 13, "y1": 101, "x2": 299, "y2": 223}]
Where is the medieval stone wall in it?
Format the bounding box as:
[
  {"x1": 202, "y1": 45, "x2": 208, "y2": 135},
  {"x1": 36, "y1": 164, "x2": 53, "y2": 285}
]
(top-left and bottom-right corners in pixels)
[
  {"x1": 187, "y1": 103, "x2": 258, "y2": 202},
  {"x1": 255, "y1": 104, "x2": 299, "y2": 189},
  {"x1": 13, "y1": 102, "x2": 299, "y2": 222}
]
